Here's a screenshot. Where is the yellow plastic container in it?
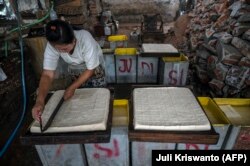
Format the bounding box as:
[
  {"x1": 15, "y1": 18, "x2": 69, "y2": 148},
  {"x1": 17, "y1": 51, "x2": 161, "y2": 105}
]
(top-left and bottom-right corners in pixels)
[
  {"x1": 162, "y1": 54, "x2": 187, "y2": 62},
  {"x1": 108, "y1": 35, "x2": 128, "y2": 50},
  {"x1": 213, "y1": 98, "x2": 250, "y2": 149},
  {"x1": 159, "y1": 53, "x2": 189, "y2": 86},
  {"x1": 178, "y1": 97, "x2": 231, "y2": 150},
  {"x1": 112, "y1": 99, "x2": 129, "y2": 126},
  {"x1": 115, "y1": 48, "x2": 137, "y2": 56},
  {"x1": 213, "y1": 98, "x2": 250, "y2": 126},
  {"x1": 197, "y1": 97, "x2": 231, "y2": 125},
  {"x1": 108, "y1": 35, "x2": 128, "y2": 42}
]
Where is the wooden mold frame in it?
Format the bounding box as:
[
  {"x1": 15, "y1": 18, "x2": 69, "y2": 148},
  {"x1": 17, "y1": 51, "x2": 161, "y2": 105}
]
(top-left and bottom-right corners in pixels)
[
  {"x1": 128, "y1": 86, "x2": 219, "y2": 144},
  {"x1": 20, "y1": 96, "x2": 113, "y2": 145}
]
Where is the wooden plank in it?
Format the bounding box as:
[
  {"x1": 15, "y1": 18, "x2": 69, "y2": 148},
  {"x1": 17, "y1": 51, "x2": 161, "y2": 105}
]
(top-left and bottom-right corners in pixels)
[
  {"x1": 140, "y1": 52, "x2": 180, "y2": 57},
  {"x1": 20, "y1": 131, "x2": 111, "y2": 145},
  {"x1": 129, "y1": 127, "x2": 219, "y2": 144},
  {"x1": 20, "y1": 98, "x2": 113, "y2": 145}
]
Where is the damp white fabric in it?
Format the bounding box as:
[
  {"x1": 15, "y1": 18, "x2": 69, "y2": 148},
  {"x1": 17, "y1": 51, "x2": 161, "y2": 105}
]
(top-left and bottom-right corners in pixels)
[
  {"x1": 133, "y1": 87, "x2": 211, "y2": 131},
  {"x1": 142, "y1": 44, "x2": 178, "y2": 53},
  {"x1": 30, "y1": 88, "x2": 110, "y2": 133}
]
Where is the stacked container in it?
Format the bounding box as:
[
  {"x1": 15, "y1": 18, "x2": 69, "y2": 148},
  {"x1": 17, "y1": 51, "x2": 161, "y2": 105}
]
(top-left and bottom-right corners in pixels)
[
  {"x1": 159, "y1": 54, "x2": 189, "y2": 86},
  {"x1": 115, "y1": 48, "x2": 137, "y2": 83},
  {"x1": 85, "y1": 99, "x2": 129, "y2": 166},
  {"x1": 108, "y1": 35, "x2": 128, "y2": 50},
  {"x1": 137, "y1": 55, "x2": 159, "y2": 83},
  {"x1": 103, "y1": 49, "x2": 116, "y2": 83}
]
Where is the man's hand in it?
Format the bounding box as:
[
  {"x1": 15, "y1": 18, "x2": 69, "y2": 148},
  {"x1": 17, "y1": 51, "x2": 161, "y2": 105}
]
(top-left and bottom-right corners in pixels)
[
  {"x1": 64, "y1": 86, "x2": 76, "y2": 100},
  {"x1": 32, "y1": 101, "x2": 44, "y2": 121}
]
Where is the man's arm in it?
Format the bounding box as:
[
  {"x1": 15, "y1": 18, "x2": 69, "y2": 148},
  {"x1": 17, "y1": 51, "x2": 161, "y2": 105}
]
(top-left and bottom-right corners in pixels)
[
  {"x1": 64, "y1": 69, "x2": 94, "y2": 100},
  {"x1": 32, "y1": 70, "x2": 55, "y2": 121}
]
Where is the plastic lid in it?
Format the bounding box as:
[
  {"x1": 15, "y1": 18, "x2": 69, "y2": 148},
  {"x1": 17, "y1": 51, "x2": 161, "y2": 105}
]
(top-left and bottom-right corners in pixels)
[
  {"x1": 162, "y1": 54, "x2": 188, "y2": 62},
  {"x1": 113, "y1": 99, "x2": 128, "y2": 106},
  {"x1": 108, "y1": 35, "x2": 128, "y2": 42},
  {"x1": 115, "y1": 48, "x2": 137, "y2": 55}
]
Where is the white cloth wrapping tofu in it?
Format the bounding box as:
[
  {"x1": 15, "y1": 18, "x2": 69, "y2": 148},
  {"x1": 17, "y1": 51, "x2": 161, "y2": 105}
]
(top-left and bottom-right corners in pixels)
[
  {"x1": 30, "y1": 88, "x2": 110, "y2": 133},
  {"x1": 133, "y1": 87, "x2": 211, "y2": 131},
  {"x1": 142, "y1": 43, "x2": 179, "y2": 53}
]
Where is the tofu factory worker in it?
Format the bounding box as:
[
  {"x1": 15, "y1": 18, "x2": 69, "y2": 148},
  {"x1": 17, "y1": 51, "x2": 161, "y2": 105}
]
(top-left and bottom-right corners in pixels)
[{"x1": 31, "y1": 19, "x2": 106, "y2": 121}]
